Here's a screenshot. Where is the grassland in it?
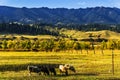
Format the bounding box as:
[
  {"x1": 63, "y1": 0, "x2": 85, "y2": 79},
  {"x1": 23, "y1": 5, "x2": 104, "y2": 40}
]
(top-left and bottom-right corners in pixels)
[
  {"x1": 0, "y1": 30, "x2": 120, "y2": 79},
  {"x1": 60, "y1": 29, "x2": 120, "y2": 40},
  {"x1": 1, "y1": 30, "x2": 120, "y2": 41},
  {"x1": 0, "y1": 50, "x2": 120, "y2": 80}
]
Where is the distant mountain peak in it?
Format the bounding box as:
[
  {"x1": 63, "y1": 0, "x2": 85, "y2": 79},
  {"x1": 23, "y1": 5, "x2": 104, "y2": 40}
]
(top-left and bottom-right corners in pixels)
[{"x1": 0, "y1": 6, "x2": 120, "y2": 24}]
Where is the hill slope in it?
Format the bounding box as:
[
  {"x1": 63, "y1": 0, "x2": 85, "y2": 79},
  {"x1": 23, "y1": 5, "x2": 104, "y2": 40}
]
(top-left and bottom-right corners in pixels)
[
  {"x1": 60, "y1": 29, "x2": 120, "y2": 40},
  {"x1": 1, "y1": 6, "x2": 120, "y2": 24}
]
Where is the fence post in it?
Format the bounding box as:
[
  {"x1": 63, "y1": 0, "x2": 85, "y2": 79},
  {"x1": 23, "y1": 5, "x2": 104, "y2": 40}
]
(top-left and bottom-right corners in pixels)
[{"x1": 112, "y1": 49, "x2": 114, "y2": 75}]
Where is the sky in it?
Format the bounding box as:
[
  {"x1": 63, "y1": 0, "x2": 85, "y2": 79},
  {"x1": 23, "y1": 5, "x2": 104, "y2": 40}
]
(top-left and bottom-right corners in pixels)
[{"x1": 0, "y1": 0, "x2": 120, "y2": 8}]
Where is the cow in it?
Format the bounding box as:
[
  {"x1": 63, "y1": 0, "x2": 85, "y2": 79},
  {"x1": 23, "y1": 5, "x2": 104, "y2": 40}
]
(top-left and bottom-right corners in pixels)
[
  {"x1": 48, "y1": 66, "x2": 56, "y2": 75},
  {"x1": 64, "y1": 64, "x2": 76, "y2": 73},
  {"x1": 28, "y1": 64, "x2": 57, "y2": 76},
  {"x1": 38, "y1": 65, "x2": 49, "y2": 75},
  {"x1": 59, "y1": 64, "x2": 76, "y2": 76},
  {"x1": 59, "y1": 65, "x2": 68, "y2": 75},
  {"x1": 27, "y1": 65, "x2": 41, "y2": 76},
  {"x1": 27, "y1": 65, "x2": 49, "y2": 76}
]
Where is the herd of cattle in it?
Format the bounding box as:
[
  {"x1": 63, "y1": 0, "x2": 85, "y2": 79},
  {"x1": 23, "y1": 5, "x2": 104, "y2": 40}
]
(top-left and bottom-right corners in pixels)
[{"x1": 27, "y1": 64, "x2": 76, "y2": 76}]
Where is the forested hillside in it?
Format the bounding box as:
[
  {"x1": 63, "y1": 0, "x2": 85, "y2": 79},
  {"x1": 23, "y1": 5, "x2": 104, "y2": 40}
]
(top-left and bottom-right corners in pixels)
[
  {"x1": 1, "y1": 6, "x2": 120, "y2": 24},
  {"x1": 0, "y1": 23, "x2": 120, "y2": 35},
  {"x1": 0, "y1": 23, "x2": 59, "y2": 35}
]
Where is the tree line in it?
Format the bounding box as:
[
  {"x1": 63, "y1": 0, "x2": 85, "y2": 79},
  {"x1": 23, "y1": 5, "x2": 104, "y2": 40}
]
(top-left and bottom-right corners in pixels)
[
  {"x1": 55, "y1": 23, "x2": 120, "y2": 33},
  {"x1": 0, "y1": 39, "x2": 119, "y2": 52},
  {"x1": 0, "y1": 23, "x2": 59, "y2": 36},
  {"x1": 0, "y1": 23, "x2": 120, "y2": 35}
]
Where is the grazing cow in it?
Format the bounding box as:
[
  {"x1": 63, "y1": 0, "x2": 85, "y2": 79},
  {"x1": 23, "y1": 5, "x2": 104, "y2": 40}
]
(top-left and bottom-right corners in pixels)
[
  {"x1": 64, "y1": 64, "x2": 76, "y2": 73},
  {"x1": 59, "y1": 64, "x2": 76, "y2": 76},
  {"x1": 59, "y1": 65, "x2": 68, "y2": 75},
  {"x1": 27, "y1": 65, "x2": 49, "y2": 76},
  {"x1": 28, "y1": 64, "x2": 57, "y2": 76},
  {"x1": 38, "y1": 66, "x2": 49, "y2": 75},
  {"x1": 48, "y1": 66, "x2": 56, "y2": 75},
  {"x1": 27, "y1": 65, "x2": 41, "y2": 76}
]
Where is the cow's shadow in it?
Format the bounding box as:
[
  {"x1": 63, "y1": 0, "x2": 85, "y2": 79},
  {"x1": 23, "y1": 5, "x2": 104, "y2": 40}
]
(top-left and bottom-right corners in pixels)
[{"x1": 55, "y1": 72, "x2": 99, "y2": 77}]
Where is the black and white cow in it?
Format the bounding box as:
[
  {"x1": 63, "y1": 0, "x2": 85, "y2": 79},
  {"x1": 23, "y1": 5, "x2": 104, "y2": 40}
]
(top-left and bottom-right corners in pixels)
[
  {"x1": 59, "y1": 64, "x2": 76, "y2": 76},
  {"x1": 64, "y1": 64, "x2": 76, "y2": 73},
  {"x1": 59, "y1": 65, "x2": 68, "y2": 75}
]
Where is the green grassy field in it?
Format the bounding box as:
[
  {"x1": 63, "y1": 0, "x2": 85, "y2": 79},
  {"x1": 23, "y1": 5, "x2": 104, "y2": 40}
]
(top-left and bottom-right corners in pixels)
[{"x1": 0, "y1": 50, "x2": 120, "y2": 80}]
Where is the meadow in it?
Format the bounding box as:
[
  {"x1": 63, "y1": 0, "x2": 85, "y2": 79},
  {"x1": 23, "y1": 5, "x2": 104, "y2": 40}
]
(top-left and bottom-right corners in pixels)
[{"x1": 0, "y1": 50, "x2": 120, "y2": 80}]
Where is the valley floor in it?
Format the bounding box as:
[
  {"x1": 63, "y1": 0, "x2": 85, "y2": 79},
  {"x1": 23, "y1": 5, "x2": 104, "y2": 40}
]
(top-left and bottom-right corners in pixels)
[{"x1": 0, "y1": 50, "x2": 120, "y2": 80}]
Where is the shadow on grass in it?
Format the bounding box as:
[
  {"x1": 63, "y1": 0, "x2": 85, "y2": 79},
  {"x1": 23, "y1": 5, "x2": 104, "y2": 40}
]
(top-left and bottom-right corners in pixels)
[
  {"x1": 55, "y1": 72, "x2": 99, "y2": 77},
  {"x1": 0, "y1": 63, "x2": 62, "y2": 72},
  {"x1": 73, "y1": 72, "x2": 99, "y2": 76}
]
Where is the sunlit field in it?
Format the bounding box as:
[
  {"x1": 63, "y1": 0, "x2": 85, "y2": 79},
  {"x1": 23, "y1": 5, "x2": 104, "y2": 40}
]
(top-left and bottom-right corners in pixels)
[{"x1": 0, "y1": 50, "x2": 120, "y2": 80}]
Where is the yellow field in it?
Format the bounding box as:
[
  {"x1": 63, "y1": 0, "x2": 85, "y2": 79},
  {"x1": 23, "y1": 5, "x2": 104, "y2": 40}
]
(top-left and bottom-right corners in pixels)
[
  {"x1": 1, "y1": 30, "x2": 120, "y2": 41},
  {"x1": 0, "y1": 50, "x2": 120, "y2": 80},
  {"x1": 61, "y1": 30, "x2": 120, "y2": 40}
]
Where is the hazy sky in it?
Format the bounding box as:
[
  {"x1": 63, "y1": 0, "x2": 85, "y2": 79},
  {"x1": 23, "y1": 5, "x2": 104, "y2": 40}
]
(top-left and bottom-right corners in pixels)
[{"x1": 0, "y1": 0, "x2": 120, "y2": 8}]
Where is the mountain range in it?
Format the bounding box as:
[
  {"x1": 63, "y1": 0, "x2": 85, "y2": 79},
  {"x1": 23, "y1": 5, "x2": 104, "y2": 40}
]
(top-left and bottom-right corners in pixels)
[{"x1": 0, "y1": 6, "x2": 120, "y2": 24}]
